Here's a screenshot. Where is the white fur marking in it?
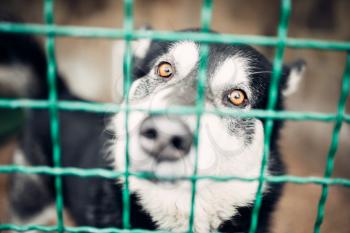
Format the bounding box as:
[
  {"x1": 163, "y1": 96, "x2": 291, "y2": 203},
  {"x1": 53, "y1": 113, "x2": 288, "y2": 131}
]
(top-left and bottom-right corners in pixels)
[
  {"x1": 13, "y1": 149, "x2": 30, "y2": 166},
  {"x1": 283, "y1": 66, "x2": 305, "y2": 96},
  {"x1": 0, "y1": 64, "x2": 35, "y2": 97},
  {"x1": 169, "y1": 41, "x2": 199, "y2": 79},
  {"x1": 113, "y1": 107, "x2": 267, "y2": 232},
  {"x1": 211, "y1": 55, "x2": 250, "y2": 93}
]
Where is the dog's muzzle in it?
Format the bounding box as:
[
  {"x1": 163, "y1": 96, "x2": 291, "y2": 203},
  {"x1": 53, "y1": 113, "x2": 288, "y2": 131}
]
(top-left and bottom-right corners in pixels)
[{"x1": 139, "y1": 115, "x2": 193, "y2": 162}]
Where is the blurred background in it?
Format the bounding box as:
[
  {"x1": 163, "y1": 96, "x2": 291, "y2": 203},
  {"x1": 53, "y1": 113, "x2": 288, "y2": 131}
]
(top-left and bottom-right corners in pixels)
[{"x1": 0, "y1": 0, "x2": 349, "y2": 232}]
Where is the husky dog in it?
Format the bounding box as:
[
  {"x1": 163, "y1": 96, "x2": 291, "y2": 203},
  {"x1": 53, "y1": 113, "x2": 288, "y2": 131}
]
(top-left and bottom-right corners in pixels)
[
  {"x1": 2, "y1": 24, "x2": 305, "y2": 232},
  {"x1": 112, "y1": 39, "x2": 305, "y2": 232}
]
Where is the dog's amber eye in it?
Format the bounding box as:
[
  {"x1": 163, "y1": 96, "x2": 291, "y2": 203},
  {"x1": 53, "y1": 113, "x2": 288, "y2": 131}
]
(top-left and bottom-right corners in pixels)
[
  {"x1": 228, "y1": 89, "x2": 246, "y2": 106},
  {"x1": 157, "y1": 62, "x2": 174, "y2": 78}
]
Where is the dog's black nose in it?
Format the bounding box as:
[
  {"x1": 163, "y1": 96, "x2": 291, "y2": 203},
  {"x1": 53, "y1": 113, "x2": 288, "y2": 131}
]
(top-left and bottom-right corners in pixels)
[{"x1": 139, "y1": 116, "x2": 193, "y2": 162}]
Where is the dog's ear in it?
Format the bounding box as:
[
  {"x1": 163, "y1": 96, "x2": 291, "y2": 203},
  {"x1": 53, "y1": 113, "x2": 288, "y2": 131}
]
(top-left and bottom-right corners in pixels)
[
  {"x1": 111, "y1": 26, "x2": 152, "y2": 100},
  {"x1": 281, "y1": 59, "x2": 306, "y2": 96},
  {"x1": 131, "y1": 26, "x2": 152, "y2": 60},
  {"x1": 131, "y1": 38, "x2": 152, "y2": 60},
  {"x1": 112, "y1": 25, "x2": 152, "y2": 69}
]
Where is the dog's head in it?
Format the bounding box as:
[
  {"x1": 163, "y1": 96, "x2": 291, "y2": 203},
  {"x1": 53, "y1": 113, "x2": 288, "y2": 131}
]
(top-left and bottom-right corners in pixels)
[
  {"x1": 112, "y1": 38, "x2": 305, "y2": 231},
  {"x1": 0, "y1": 29, "x2": 46, "y2": 98},
  {"x1": 0, "y1": 16, "x2": 68, "y2": 99}
]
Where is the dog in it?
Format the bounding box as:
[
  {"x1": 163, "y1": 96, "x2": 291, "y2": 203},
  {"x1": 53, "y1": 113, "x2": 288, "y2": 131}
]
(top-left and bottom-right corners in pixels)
[{"x1": 1, "y1": 22, "x2": 305, "y2": 232}]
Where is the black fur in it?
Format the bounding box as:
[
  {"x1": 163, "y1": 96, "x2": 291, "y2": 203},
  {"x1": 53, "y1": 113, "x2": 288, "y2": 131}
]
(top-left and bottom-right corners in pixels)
[
  {"x1": 0, "y1": 18, "x2": 67, "y2": 99},
  {"x1": 2, "y1": 26, "x2": 303, "y2": 232}
]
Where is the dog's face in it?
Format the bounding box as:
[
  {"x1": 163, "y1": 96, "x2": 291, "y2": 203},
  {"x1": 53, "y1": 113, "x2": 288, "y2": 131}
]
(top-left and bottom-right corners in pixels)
[{"x1": 113, "y1": 40, "x2": 304, "y2": 231}]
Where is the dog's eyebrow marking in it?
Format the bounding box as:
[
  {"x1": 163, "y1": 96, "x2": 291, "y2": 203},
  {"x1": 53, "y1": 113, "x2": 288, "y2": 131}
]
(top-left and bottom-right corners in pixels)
[
  {"x1": 169, "y1": 41, "x2": 199, "y2": 78},
  {"x1": 211, "y1": 55, "x2": 250, "y2": 92}
]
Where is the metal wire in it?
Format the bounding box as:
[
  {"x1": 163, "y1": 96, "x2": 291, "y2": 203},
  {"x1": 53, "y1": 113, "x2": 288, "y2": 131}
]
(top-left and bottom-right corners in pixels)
[
  {"x1": 249, "y1": 0, "x2": 291, "y2": 232},
  {"x1": 313, "y1": 52, "x2": 350, "y2": 233},
  {"x1": 121, "y1": 0, "x2": 134, "y2": 229},
  {"x1": 44, "y1": 0, "x2": 65, "y2": 232}
]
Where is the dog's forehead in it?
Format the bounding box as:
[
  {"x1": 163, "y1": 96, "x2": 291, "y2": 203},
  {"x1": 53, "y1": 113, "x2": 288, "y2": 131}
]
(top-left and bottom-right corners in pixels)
[
  {"x1": 210, "y1": 55, "x2": 250, "y2": 91},
  {"x1": 167, "y1": 41, "x2": 199, "y2": 77},
  {"x1": 166, "y1": 41, "x2": 250, "y2": 83}
]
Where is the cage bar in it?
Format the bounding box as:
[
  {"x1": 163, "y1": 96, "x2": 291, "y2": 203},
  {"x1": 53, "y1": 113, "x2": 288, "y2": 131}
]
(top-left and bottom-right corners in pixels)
[
  {"x1": 188, "y1": 0, "x2": 213, "y2": 231},
  {"x1": 313, "y1": 53, "x2": 350, "y2": 233},
  {"x1": 249, "y1": 0, "x2": 291, "y2": 232},
  {"x1": 1, "y1": 23, "x2": 350, "y2": 51},
  {"x1": 1, "y1": 99, "x2": 349, "y2": 123},
  {"x1": 44, "y1": 0, "x2": 65, "y2": 232}
]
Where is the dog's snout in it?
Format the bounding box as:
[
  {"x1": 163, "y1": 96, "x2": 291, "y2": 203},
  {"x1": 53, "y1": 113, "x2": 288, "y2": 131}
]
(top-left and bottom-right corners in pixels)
[{"x1": 139, "y1": 116, "x2": 193, "y2": 162}]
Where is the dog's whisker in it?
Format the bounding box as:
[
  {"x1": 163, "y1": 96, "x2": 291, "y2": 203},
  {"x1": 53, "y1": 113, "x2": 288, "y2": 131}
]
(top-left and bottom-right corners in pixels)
[{"x1": 249, "y1": 71, "x2": 273, "y2": 75}]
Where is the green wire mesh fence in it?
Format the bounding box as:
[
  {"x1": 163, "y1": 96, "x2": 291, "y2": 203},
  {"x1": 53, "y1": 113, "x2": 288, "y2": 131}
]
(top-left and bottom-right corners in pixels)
[{"x1": 0, "y1": 0, "x2": 349, "y2": 232}]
